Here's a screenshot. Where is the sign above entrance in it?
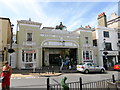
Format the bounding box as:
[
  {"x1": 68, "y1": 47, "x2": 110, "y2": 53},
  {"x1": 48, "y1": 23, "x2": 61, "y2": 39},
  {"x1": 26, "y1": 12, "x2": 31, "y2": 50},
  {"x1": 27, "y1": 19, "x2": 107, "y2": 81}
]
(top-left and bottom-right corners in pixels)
[
  {"x1": 24, "y1": 50, "x2": 36, "y2": 53},
  {"x1": 43, "y1": 41, "x2": 77, "y2": 47}
]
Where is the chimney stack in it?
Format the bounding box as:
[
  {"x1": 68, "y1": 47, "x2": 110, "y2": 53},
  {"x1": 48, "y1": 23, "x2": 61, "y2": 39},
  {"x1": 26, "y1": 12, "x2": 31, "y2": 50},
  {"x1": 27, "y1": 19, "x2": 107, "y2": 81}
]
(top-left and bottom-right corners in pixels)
[{"x1": 97, "y1": 12, "x2": 107, "y2": 27}]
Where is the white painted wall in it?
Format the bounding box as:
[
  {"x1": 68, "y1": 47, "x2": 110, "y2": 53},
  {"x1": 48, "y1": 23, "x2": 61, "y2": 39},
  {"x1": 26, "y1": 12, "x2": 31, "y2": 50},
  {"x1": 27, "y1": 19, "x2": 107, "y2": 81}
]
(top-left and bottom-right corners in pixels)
[
  {"x1": 95, "y1": 26, "x2": 118, "y2": 66},
  {"x1": 8, "y1": 52, "x2": 16, "y2": 68}
]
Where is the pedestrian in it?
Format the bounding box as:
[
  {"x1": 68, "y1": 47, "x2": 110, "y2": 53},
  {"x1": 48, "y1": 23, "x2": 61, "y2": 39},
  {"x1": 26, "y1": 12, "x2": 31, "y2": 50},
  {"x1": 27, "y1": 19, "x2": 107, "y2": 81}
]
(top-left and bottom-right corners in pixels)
[
  {"x1": 70, "y1": 58, "x2": 73, "y2": 67},
  {"x1": 0, "y1": 61, "x2": 12, "y2": 90},
  {"x1": 65, "y1": 56, "x2": 69, "y2": 69}
]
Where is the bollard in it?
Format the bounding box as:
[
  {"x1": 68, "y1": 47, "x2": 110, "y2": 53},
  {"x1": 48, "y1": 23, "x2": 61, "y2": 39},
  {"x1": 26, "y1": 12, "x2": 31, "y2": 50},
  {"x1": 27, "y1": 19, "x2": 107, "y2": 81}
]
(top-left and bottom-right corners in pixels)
[
  {"x1": 39, "y1": 67, "x2": 41, "y2": 74},
  {"x1": 41, "y1": 67, "x2": 43, "y2": 73},
  {"x1": 52, "y1": 66, "x2": 54, "y2": 74},
  {"x1": 112, "y1": 74, "x2": 115, "y2": 83},
  {"x1": 79, "y1": 77, "x2": 82, "y2": 90},
  {"x1": 48, "y1": 67, "x2": 49, "y2": 74},
  {"x1": 47, "y1": 78, "x2": 50, "y2": 90},
  {"x1": 33, "y1": 64, "x2": 36, "y2": 73}
]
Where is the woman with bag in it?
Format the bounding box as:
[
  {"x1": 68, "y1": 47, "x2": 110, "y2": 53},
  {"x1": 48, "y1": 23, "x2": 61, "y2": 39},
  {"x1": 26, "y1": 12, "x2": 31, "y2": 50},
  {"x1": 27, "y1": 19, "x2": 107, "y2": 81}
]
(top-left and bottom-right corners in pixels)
[{"x1": 0, "y1": 61, "x2": 12, "y2": 90}]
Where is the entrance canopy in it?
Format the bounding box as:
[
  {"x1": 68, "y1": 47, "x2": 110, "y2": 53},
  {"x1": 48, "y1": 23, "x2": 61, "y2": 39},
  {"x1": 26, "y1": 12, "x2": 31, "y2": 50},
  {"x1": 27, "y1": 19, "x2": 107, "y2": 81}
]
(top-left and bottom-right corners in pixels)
[{"x1": 41, "y1": 39, "x2": 79, "y2": 48}]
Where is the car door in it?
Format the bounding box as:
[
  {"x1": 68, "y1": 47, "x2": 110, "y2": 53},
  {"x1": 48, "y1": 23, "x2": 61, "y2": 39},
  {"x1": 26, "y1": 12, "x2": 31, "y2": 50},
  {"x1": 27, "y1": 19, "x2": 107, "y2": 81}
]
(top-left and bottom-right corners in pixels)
[
  {"x1": 93, "y1": 63, "x2": 101, "y2": 72},
  {"x1": 87, "y1": 63, "x2": 95, "y2": 72}
]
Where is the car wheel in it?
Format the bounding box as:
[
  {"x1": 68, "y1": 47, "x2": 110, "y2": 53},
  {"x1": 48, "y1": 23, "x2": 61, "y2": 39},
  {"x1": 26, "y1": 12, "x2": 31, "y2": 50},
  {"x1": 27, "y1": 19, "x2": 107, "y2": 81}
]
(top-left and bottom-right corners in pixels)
[
  {"x1": 100, "y1": 69, "x2": 105, "y2": 73},
  {"x1": 84, "y1": 69, "x2": 89, "y2": 74}
]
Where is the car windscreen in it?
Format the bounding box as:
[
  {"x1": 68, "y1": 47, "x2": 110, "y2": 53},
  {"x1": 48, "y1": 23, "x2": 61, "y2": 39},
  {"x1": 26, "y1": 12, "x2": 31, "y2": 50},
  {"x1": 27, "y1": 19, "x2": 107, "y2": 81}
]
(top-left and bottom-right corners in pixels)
[{"x1": 79, "y1": 63, "x2": 85, "y2": 65}]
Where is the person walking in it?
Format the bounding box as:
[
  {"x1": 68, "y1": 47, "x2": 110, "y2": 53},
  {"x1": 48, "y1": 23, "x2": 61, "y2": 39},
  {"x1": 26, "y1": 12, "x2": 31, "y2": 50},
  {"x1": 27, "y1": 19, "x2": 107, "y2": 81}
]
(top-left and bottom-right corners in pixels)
[{"x1": 0, "y1": 61, "x2": 12, "y2": 90}]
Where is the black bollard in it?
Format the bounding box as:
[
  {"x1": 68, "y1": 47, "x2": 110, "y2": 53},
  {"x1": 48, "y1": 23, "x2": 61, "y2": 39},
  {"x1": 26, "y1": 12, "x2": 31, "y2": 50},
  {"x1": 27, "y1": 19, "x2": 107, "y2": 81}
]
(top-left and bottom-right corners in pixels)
[
  {"x1": 80, "y1": 77, "x2": 82, "y2": 90},
  {"x1": 47, "y1": 78, "x2": 50, "y2": 90},
  {"x1": 48, "y1": 67, "x2": 49, "y2": 74},
  {"x1": 39, "y1": 68, "x2": 41, "y2": 74},
  {"x1": 52, "y1": 66, "x2": 54, "y2": 74},
  {"x1": 112, "y1": 74, "x2": 115, "y2": 83}
]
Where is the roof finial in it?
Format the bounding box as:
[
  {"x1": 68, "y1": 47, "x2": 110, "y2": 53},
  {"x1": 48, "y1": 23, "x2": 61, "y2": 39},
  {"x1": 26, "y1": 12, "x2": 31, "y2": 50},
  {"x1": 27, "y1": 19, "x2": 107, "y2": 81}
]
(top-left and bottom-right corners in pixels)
[{"x1": 29, "y1": 18, "x2": 31, "y2": 21}]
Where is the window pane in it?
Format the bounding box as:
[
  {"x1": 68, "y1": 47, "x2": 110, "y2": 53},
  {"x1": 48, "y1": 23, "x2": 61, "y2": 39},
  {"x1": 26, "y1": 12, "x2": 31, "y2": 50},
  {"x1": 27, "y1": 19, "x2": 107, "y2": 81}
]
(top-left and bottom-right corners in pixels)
[
  {"x1": 118, "y1": 33, "x2": 120, "y2": 39},
  {"x1": 86, "y1": 51, "x2": 89, "y2": 60},
  {"x1": 90, "y1": 51, "x2": 92, "y2": 59},
  {"x1": 27, "y1": 33, "x2": 32, "y2": 41},
  {"x1": 104, "y1": 31, "x2": 109, "y2": 37},
  {"x1": 29, "y1": 53, "x2": 32, "y2": 62},
  {"x1": 34, "y1": 53, "x2": 36, "y2": 59},
  {"x1": 26, "y1": 53, "x2": 28, "y2": 62},
  {"x1": 93, "y1": 40, "x2": 97, "y2": 46},
  {"x1": 85, "y1": 37, "x2": 88, "y2": 44},
  {"x1": 22, "y1": 50, "x2": 24, "y2": 62},
  {"x1": 105, "y1": 43, "x2": 112, "y2": 50},
  {"x1": 83, "y1": 51, "x2": 85, "y2": 60}
]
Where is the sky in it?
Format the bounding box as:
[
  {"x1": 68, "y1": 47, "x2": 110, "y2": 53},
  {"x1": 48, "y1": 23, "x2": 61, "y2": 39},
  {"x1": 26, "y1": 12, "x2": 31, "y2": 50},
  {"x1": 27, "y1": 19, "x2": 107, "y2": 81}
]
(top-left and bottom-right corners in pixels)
[{"x1": 0, "y1": 0, "x2": 119, "y2": 34}]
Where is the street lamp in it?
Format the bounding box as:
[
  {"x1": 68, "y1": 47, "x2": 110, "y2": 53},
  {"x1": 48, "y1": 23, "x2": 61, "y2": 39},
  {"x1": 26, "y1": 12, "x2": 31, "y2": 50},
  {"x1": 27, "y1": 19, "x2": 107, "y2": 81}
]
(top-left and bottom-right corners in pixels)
[
  {"x1": 8, "y1": 24, "x2": 15, "y2": 66},
  {"x1": 103, "y1": 39, "x2": 108, "y2": 70}
]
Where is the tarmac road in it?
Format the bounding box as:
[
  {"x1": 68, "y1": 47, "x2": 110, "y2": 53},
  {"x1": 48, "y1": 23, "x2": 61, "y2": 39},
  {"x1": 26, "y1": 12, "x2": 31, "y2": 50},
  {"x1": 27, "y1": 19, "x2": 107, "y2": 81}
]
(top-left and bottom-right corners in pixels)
[{"x1": 8, "y1": 71, "x2": 120, "y2": 89}]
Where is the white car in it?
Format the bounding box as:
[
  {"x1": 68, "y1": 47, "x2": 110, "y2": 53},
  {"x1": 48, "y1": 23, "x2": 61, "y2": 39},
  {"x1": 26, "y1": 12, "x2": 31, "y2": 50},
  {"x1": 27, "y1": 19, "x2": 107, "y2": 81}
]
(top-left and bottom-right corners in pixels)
[{"x1": 77, "y1": 62, "x2": 105, "y2": 74}]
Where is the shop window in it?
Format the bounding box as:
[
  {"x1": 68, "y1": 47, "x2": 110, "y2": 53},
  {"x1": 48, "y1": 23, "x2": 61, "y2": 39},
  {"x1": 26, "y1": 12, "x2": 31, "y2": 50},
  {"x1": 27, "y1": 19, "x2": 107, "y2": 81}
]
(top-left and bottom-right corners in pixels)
[
  {"x1": 86, "y1": 51, "x2": 89, "y2": 60},
  {"x1": 83, "y1": 51, "x2": 93, "y2": 61},
  {"x1": 103, "y1": 31, "x2": 109, "y2": 38},
  {"x1": 27, "y1": 33, "x2": 32, "y2": 41}
]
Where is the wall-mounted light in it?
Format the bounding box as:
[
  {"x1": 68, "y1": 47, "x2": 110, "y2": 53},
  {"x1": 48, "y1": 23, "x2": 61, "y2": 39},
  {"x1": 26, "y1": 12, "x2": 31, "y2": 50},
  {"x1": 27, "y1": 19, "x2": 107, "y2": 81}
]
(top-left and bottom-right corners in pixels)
[{"x1": 62, "y1": 40, "x2": 65, "y2": 46}]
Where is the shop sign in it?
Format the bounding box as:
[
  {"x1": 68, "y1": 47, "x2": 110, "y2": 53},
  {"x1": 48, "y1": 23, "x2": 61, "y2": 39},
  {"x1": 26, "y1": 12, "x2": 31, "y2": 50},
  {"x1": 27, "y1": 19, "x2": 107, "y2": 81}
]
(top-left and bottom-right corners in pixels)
[{"x1": 24, "y1": 50, "x2": 36, "y2": 53}]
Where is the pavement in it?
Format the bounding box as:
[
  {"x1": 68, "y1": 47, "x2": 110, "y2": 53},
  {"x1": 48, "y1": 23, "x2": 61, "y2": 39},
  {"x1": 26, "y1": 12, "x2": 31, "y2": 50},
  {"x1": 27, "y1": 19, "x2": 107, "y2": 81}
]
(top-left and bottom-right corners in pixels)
[
  {"x1": 11, "y1": 66, "x2": 115, "y2": 78},
  {"x1": 11, "y1": 66, "x2": 77, "y2": 77}
]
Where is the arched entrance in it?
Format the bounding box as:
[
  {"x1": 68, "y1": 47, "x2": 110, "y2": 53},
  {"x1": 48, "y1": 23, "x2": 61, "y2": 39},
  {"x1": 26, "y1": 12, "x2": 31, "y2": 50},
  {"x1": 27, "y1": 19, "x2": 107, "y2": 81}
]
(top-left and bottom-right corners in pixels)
[{"x1": 41, "y1": 39, "x2": 79, "y2": 67}]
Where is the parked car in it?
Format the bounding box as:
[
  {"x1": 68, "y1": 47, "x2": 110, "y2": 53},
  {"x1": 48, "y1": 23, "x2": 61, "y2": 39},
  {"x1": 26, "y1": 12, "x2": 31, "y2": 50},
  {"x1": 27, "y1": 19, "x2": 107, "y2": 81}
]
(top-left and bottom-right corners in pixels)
[
  {"x1": 77, "y1": 62, "x2": 105, "y2": 74},
  {"x1": 114, "y1": 63, "x2": 120, "y2": 70}
]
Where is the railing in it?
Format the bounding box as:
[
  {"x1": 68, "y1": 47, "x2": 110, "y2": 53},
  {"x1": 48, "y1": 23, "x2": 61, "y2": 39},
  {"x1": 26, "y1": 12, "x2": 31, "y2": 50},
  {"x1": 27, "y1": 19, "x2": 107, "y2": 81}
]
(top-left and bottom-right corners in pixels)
[
  {"x1": 82, "y1": 79, "x2": 112, "y2": 89},
  {"x1": 47, "y1": 75, "x2": 116, "y2": 90},
  {"x1": 49, "y1": 79, "x2": 113, "y2": 90}
]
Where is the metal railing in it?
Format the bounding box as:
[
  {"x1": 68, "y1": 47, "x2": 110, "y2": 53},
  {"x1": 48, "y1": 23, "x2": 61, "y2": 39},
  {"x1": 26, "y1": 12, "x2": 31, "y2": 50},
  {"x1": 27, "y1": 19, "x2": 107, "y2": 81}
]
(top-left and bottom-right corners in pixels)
[{"x1": 47, "y1": 75, "x2": 117, "y2": 90}]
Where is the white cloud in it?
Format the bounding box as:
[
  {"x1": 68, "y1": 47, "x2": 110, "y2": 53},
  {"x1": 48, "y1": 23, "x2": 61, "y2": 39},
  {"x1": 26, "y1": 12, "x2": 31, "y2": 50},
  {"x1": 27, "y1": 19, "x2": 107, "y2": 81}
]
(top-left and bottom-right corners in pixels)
[
  {"x1": 0, "y1": 0, "x2": 118, "y2": 33},
  {"x1": 67, "y1": 2, "x2": 98, "y2": 30},
  {"x1": 86, "y1": 3, "x2": 118, "y2": 28},
  {"x1": 0, "y1": 0, "x2": 63, "y2": 32}
]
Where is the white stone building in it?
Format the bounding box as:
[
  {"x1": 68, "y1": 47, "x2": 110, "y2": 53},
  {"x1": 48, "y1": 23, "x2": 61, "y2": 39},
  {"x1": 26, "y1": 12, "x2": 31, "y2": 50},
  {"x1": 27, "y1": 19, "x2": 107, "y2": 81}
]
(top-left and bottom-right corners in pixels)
[{"x1": 93, "y1": 12, "x2": 119, "y2": 69}]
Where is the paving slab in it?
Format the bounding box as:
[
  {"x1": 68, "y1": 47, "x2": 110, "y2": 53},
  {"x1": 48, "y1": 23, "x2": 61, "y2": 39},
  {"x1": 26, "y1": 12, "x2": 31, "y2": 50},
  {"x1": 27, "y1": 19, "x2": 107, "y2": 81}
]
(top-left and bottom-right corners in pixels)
[{"x1": 11, "y1": 72, "x2": 62, "y2": 78}]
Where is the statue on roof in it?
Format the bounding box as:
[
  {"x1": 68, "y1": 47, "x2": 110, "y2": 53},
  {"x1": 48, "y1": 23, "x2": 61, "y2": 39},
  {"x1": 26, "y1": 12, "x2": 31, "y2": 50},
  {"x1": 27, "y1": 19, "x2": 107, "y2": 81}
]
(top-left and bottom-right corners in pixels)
[{"x1": 55, "y1": 22, "x2": 66, "y2": 30}]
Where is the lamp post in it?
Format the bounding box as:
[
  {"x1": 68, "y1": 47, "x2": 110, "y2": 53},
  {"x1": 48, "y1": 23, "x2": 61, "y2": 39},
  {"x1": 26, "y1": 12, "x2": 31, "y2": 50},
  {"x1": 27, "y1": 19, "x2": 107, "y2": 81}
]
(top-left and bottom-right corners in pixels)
[
  {"x1": 8, "y1": 24, "x2": 15, "y2": 66},
  {"x1": 2, "y1": 51, "x2": 4, "y2": 62},
  {"x1": 103, "y1": 39, "x2": 108, "y2": 70}
]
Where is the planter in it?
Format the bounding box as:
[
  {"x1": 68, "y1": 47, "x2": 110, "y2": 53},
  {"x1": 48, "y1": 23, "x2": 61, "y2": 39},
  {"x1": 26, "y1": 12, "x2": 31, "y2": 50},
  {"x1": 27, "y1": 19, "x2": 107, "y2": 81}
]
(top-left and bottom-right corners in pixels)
[{"x1": 107, "y1": 81, "x2": 120, "y2": 89}]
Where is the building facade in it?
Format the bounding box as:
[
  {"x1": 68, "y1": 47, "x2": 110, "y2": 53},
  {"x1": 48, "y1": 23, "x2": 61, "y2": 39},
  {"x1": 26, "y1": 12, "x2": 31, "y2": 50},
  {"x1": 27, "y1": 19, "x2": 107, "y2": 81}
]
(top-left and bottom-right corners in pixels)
[
  {"x1": 93, "y1": 26, "x2": 118, "y2": 69},
  {"x1": 107, "y1": 13, "x2": 120, "y2": 61},
  {"x1": 16, "y1": 20, "x2": 94, "y2": 69},
  {"x1": 0, "y1": 17, "x2": 12, "y2": 67},
  {"x1": 92, "y1": 12, "x2": 119, "y2": 69}
]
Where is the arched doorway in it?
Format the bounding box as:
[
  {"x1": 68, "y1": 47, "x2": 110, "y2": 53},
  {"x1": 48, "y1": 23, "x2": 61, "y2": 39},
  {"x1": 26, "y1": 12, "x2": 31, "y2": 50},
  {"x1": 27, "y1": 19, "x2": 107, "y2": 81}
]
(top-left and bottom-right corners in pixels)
[{"x1": 41, "y1": 39, "x2": 79, "y2": 67}]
